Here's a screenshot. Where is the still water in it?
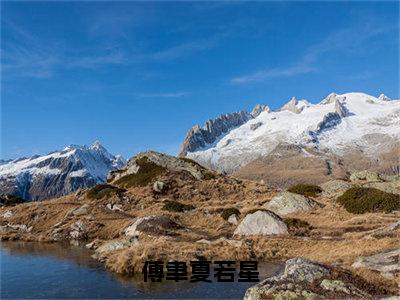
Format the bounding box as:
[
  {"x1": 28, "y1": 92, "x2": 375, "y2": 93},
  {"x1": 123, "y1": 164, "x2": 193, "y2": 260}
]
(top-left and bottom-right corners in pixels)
[{"x1": 1, "y1": 241, "x2": 283, "y2": 299}]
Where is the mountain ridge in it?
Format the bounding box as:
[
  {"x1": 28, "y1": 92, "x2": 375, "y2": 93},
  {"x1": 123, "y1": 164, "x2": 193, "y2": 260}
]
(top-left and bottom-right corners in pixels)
[
  {"x1": 0, "y1": 141, "x2": 125, "y2": 201},
  {"x1": 181, "y1": 92, "x2": 400, "y2": 183}
]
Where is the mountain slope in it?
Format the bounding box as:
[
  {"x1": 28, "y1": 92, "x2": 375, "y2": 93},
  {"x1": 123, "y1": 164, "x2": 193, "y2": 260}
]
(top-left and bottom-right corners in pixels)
[
  {"x1": 182, "y1": 93, "x2": 400, "y2": 182},
  {"x1": 179, "y1": 104, "x2": 270, "y2": 156},
  {"x1": 0, "y1": 141, "x2": 125, "y2": 201}
]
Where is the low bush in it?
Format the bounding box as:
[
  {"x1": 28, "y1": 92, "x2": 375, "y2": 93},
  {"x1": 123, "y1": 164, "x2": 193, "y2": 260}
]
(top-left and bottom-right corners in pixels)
[
  {"x1": 162, "y1": 200, "x2": 195, "y2": 212},
  {"x1": 288, "y1": 184, "x2": 322, "y2": 197},
  {"x1": 284, "y1": 218, "x2": 313, "y2": 236},
  {"x1": 87, "y1": 184, "x2": 126, "y2": 200},
  {"x1": 203, "y1": 171, "x2": 217, "y2": 180},
  {"x1": 221, "y1": 207, "x2": 240, "y2": 220},
  {"x1": 337, "y1": 187, "x2": 400, "y2": 214},
  {"x1": 0, "y1": 195, "x2": 24, "y2": 206},
  {"x1": 114, "y1": 157, "x2": 167, "y2": 188},
  {"x1": 179, "y1": 157, "x2": 204, "y2": 168}
]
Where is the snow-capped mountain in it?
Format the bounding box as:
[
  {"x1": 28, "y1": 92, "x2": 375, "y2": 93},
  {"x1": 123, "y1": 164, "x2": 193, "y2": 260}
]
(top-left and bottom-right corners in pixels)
[
  {"x1": 179, "y1": 104, "x2": 270, "y2": 156},
  {"x1": 182, "y1": 93, "x2": 400, "y2": 179},
  {"x1": 0, "y1": 141, "x2": 125, "y2": 201}
]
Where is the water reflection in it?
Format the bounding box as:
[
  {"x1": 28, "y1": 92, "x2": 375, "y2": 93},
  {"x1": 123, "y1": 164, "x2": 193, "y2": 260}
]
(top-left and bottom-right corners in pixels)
[{"x1": 1, "y1": 241, "x2": 283, "y2": 299}]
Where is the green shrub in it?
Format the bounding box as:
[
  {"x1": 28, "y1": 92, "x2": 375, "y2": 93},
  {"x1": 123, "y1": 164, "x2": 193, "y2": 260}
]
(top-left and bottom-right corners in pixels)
[
  {"x1": 337, "y1": 187, "x2": 400, "y2": 214},
  {"x1": 221, "y1": 207, "x2": 240, "y2": 220},
  {"x1": 203, "y1": 171, "x2": 217, "y2": 180},
  {"x1": 0, "y1": 195, "x2": 24, "y2": 206},
  {"x1": 288, "y1": 184, "x2": 322, "y2": 197},
  {"x1": 87, "y1": 184, "x2": 126, "y2": 200},
  {"x1": 114, "y1": 157, "x2": 167, "y2": 188},
  {"x1": 284, "y1": 218, "x2": 313, "y2": 236},
  {"x1": 162, "y1": 200, "x2": 195, "y2": 212}
]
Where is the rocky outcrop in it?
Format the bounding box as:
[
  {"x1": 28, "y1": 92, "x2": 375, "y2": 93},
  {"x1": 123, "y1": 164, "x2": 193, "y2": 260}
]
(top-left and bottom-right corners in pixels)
[
  {"x1": 378, "y1": 94, "x2": 392, "y2": 101},
  {"x1": 280, "y1": 97, "x2": 310, "y2": 114},
  {"x1": 363, "y1": 181, "x2": 400, "y2": 195},
  {"x1": 125, "y1": 215, "x2": 184, "y2": 237},
  {"x1": 350, "y1": 170, "x2": 382, "y2": 182},
  {"x1": 179, "y1": 103, "x2": 272, "y2": 156},
  {"x1": 321, "y1": 179, "x2": 353, "y2": 197},
  {"x1": 108, "y1": 151, "x2": 208, "y2": 183},
  {"x1": 179, "y1": 111, "x2": 252, "y2": 156},
  {"x1": 251, "y1": 104, "x2": 270, "y2": 117},
  {"x1": 352, "y1": 248, "x2": 400, "y2": 278},
  {"x1": 94, "y1": 238, "x2": 138, "y2": 255},
  {"x1": 244, "y1": 258, "x2": 373, "y2": 300},
  {"x1": 0, "y1": 141, "x2": 125, "y2": 201},
  {"x1": 234, "y1": 210, "x2": 288, "y2": 236},
  {"x1": 264, "y1": 192, "x2": 320, "y2": 216}
]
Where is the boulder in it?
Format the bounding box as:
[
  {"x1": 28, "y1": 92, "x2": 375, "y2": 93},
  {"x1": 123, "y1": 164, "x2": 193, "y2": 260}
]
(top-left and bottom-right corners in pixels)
[
  {"x1": 264, "y1": 192, "x2": 319, "y2": 216},
  {"x1": 69, "y1": 221, "x2": 86, "y2": 239},
  {"x1": 320, "y1": 180, "x2": 352, "y2": 197},
  {"x1": 71, "y1": 204, "x2": 89, "y2": 216},
  {"x1": 350, "y1": 171, "x2": 381, "y2": 182},
  {"x1": 106, "y1": 203, "x2": 123, "y2": 212},
  {"x1": 153, "y1": 181, "x2": 166, "y2": 193},
  {"x1": 363, "y1": 181, "x2": 400, "y2": 195},
  {"x1": 244, "y1": 258, "x2": 371, "y2": 300},
  {"x1": 108, "y1": 151, "x2": 207, "y2": 183},
  {"x1": 227, "y1": 214, "x2": 239, "y2": 225},
  {"x1": 95, "y1": 238, "x2": 138, "y2": 255},
  {"x1": 2, "y1": 210, "x2": 13, "y2": 218},
  {"x1": 352, "y1": 248, "x2": 400, "y2": 277},
  {"x1": 125, "y1": 215, "x2": 183, "y2": 237},
  {"x1": 234, "y1": 210, "x2": 288, "y2": 236}
]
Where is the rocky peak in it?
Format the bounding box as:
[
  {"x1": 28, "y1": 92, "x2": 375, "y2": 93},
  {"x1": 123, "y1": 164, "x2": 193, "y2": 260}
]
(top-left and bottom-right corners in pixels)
[
  {"x1": 378, "y1": 94, "x2": 391, "y2": 101},
  {"x1": 251, "y1": 104, "x2": 270, "y2": 118},
  {"x1": 179, "y1": 111, "x2": 252, "y2": 156},
  {"x1": 319, "y1": 92, "x2": 347, "y2": 105},
  {"x1": 334, "y1": 99, "x2": 347, "y2": 117},
  {"x1": 280, "y1": 97, "x2": 309, "y2": 114}
]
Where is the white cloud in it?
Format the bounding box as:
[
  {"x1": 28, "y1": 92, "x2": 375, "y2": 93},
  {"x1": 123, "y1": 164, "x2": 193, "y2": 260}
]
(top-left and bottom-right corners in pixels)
[
  {"x1": 135, "y1": 92, "x2": 188, "y2": 98},
  {"x1": 230, "y1": 21, "x2": 397, "y2": 84}
]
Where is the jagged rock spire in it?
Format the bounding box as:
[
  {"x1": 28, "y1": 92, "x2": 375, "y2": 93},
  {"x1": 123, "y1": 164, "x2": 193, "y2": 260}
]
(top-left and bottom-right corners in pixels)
[{"x1": 251, "y1": 104, "x2": 271, "y2": 118}]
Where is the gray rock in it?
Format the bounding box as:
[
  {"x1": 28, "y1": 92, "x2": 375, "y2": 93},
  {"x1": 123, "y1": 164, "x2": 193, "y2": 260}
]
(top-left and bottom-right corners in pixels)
[
  {"x1": 352, "y1": 248, "x2": 400, "y2": 275},
  {"x1": 108, "y1": 151, "x2": 206, "y2": 182},
  {"x1": 284, "y1": 258, "x2": 330, "y2": 283},
  {"x1": 244, "y1": 258, "x2": 372, "y2": 300},
  {"x1": 350, "y1": 170, "x2": 382, "y2": 182},
  {"x1": 321, "y1": 179, "x2": 352, "y2": 197},
  {"x1": 363, "y1": 181, "x2": 400, "y2": 195},
  {"x1": 95, "y1": 238, "x2": 138, "y2": 255},
  {"x1": 72, "y1": 204, "x2": 89, "y2": 216},
  {"x1": 125, "y1": 215, "x2": 183, "y2": 237},
  {"x1": 0, "y1": 223, "x2": 32, "y2": 232},
  {"x1": 153, "y1": 181, "x2": 166, "y2": 193},
  {"x1": 106, "y1": 203, "x2": 123, "y2": 212},
  {"x1": 264, "y1": 192, "x2": 319, "y2": 216},
  {"x1": 70, "y1": 221, "x2": 86, "y2": 239},
  {"x1": 2, "y1": 210, "x2": 13, "y2": 218},
  {"x1": 227, "y1": 214, "x2": 239, "y2": 225},
  {"x1": 234, "y1": 210, "x2": 288, "y2": 236},
  {"x1": 320, "y1": 279, "x2": 369, "y2": 297}
]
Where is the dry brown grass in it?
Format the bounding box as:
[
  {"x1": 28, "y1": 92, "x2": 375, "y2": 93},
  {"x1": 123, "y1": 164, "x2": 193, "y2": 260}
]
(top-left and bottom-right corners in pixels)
[{"x1": 1, "y1": 171, "x2": 399, "y2": 292}]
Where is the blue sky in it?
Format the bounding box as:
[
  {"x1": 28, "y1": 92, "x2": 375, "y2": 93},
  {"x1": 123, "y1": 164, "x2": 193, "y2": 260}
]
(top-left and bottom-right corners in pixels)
[{"x1": 1, "y1": 1, "x2": 399, "y2": 160}]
